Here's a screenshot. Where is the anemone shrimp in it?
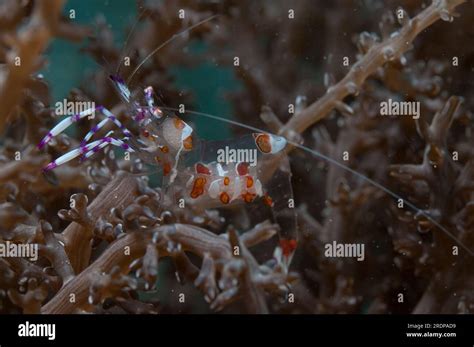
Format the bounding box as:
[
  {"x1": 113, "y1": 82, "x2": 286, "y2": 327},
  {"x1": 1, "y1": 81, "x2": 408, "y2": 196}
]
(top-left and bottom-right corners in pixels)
[
  {"x1": 37, "y1": 15, "x2": 299, "y2": 271},
  {"x1": 37, "y1": 11, "x2": 474, "y2": 281}
]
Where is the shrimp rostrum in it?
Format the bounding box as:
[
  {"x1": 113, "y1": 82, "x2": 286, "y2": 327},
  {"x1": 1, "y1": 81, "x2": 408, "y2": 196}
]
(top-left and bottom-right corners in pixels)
[{"x1": 38, "y1": 75, "x2": 298, "y2": 271}]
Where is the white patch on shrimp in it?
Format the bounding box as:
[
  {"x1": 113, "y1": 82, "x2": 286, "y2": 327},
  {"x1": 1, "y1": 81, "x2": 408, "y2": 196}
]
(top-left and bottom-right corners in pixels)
[
  {"x1": 181, "y1": 123, "x2": 193, "y2": 143},
  {"x1": 208, "y1": 179, "x2": 221, "y2": 199},
  {"x1": 254, "y1": 179, "x2": 263, "y2": 196},
  {"x1": 216, "y1": 163, "x2": 227, "y2": 177},
  {"x1": 162, "y1": 118, "x2": 194, "y2": 184},
  {"x1": 231, "y1": 177, "x2": 242, "y2": 201},
  {"x1": 269, "y1": 135, "x2": 287, "y2": 154}
]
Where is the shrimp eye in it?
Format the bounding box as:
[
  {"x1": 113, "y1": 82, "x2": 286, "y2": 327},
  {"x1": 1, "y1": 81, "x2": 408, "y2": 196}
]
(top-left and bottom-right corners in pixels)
[{"x1": 142, "y1": 129, "x2": 150, "y2": 137}]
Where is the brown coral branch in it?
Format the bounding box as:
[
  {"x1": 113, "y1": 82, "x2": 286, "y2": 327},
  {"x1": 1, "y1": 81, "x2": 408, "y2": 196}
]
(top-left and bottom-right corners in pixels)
[
  {"x1": 42, "y1": 231, "x2": 147, "y2": 314},
  {"x1": 0, "y1": 146, "x2": 48, "y2": 184},
  {"x1": 0, "y1": 1, "x2": 31, "y2": 32},
  {"x1": 227, "y1": 227, "x2": 269, "y2": 313},
  {"x1": 8, "y1": 278, "x2": 48, "y2": 314},
  {"x1": 0, "y1": 0, "x2": 90, "y2": 133},
  {"x1": 37, "y1": 221, "x2": 75, "y2": 284},
  {"x1": 42, "y1": 222, "x2": 279, "y2": 314},
  {"x1": 61, "y1": 171, "x2": 141, "y2": 273},
  {"x1": 0, "y1": 0, "x2": 65, "y2": 133},
  {"x1": 279, "y1": 0, "x2": 467, "y2": 138}
]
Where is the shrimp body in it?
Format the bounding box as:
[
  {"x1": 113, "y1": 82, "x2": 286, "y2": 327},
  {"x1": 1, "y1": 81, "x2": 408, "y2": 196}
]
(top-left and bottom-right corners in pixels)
[
  {"x1": 38, "y1": 76, "x2": 298, "y2": 271},
  {"x1": 184, "y1": 161, "x2": 266, "y2": 206}
]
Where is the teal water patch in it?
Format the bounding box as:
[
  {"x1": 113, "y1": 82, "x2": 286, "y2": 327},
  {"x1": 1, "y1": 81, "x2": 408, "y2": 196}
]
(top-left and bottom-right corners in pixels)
[
  {"x1": 42, "y1": 0, "x2": 137, "y2": 101},
  {"x1": 170, "y1": 42, "x2": 242, "y2": 141}
]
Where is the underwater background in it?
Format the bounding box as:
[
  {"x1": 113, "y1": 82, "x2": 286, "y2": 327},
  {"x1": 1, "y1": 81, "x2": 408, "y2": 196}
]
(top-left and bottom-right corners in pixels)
[
  {"x1": 45, "y1": 0, "x2": 239, "y2": 139},
  {"x1": 0, "y1": 0, "x2": 473, "y2": 314}
]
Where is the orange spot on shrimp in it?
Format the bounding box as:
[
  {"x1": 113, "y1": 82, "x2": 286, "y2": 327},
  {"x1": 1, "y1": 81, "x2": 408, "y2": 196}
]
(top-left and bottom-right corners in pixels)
[
  {"x1": 190, "y1": 189, "x2": 202, "y2": 199},
  {"x1": 236, "y1": 162, "x2": 249, "y2": 176},
  {"x1": 223, "y1": 176, "x2": 230, "y2": 186},
  {"x1": 219, "y1": 192, "x2": 230, "y2": 204},
  {"x1": 195, "y1": 177, "x2": 207, "y2": 187},
  {"x1": 174, "y1": 117, "x2": 185, "y2": 130},
  {"x1": 195, "y1": 163, "x2": 211, "y2": 175},
  {"x1": 183, "y1": 135, "x2": 193, "y2": 150},
  {"x1": 254, "y1": 133, "x2": 272, "y2": 153},
  {"x1": 163, "y1": 162, "x2": 171, "y2": 176},
  {"x1": 246, "y1": 176, "x2": 254, "y2": 188},
  {"x1": 160, "y1": 146, "x2": 169, "y2": 153},
  {"x1": 263, "y1": 194, "x2": 273, "y2": 207},
  {"x1": 280, "y1": 239, "x2": 297, "y2": 257},
  {"x1": 190, "y1": 177, "x2": 207, "y2": 199},
  {"x1": 242, "y1": 191, "x2": 256, "y2": 203}
]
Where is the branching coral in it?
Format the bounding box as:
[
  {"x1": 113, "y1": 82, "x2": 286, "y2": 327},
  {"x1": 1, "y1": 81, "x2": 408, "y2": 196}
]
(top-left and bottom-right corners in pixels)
[
  {"x1": 42, "y1": 213, "x2": 291, "y2": 314},
  {"x1": 0, "y1": 0, "x2": 472, "y2": 314},
  {"x1": 0, "y1": 0, "x2": 90, "y2": 133},
  {"x1": 390, "y1": 96, "x2": 474, "y2": 313},
  {"x1": 279, "y1": 0, "x2": 467, "y2": 139}
]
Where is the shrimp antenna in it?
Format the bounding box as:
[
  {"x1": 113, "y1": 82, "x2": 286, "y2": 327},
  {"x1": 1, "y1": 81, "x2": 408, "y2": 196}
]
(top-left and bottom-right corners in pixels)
[
  {"x1": 126, "y1": 14, "x2": 219, "y2": 85},
  {"x1": 158, "y1": 106, "x2": 474, "y2": 257},
  {"x1": 116, "y1": 5, "x2": 149, "y2": 76}
]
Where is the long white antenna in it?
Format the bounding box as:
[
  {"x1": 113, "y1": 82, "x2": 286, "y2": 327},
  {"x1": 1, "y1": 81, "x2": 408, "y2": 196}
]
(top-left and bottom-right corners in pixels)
[
  {"x1": 159, "y1": 106, "x2": 474, "y2": 257},
  {"x1": 127, "y1": 14, "x2": 219, "y2": 85},
  {"x1": 116, "y1": 6, "x2": 149, "y2": 76}
]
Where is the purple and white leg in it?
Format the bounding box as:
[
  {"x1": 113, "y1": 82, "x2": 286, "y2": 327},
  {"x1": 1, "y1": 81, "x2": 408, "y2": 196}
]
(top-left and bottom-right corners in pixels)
[
  {"x1": 38, "y1": 106, "x2": 132, "y2": 149},
  {"x1": 42, "y1": 139, "x2": 104, "y2": 172},
  {"x1": 43, "y1": 132, "x2": 134, "y2": 172},
  {"x1": 38, "y1": 107, "x2": 96, "y2": 149},
  {"x1": 81, "y1": 135, "x2": 134, "y2": 161},
  {"x1": 80, "y1": 107, "x2": 132, "y2": 146}
]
